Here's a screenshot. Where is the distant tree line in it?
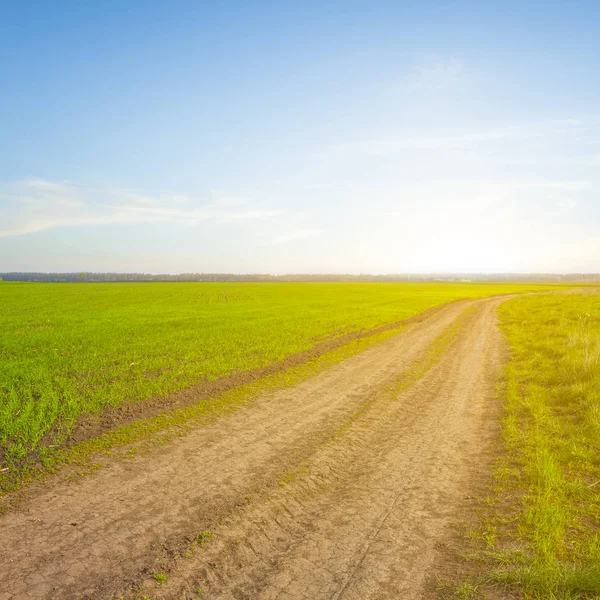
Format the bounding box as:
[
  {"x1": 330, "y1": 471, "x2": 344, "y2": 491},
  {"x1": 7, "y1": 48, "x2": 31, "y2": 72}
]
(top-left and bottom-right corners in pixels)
[{"x1": 1, "y1": 272, "x2": 599, "y2": 283}]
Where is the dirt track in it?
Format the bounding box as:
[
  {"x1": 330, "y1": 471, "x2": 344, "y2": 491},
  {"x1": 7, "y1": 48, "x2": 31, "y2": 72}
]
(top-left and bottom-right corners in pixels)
[{"x1": 1, "y1": 298, "x2": 506, "y2": 600}]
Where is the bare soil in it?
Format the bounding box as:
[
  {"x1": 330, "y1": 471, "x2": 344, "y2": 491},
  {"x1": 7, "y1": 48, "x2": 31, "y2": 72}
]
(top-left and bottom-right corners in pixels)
[{"x1": 1, "y1": 297, "x2": 506, "y2": 600}]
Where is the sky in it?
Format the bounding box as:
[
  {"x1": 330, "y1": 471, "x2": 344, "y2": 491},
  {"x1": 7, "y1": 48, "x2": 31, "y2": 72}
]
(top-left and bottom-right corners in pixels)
[{"x1": 1, "y1": 0, "x2": 599, "y2": 274}]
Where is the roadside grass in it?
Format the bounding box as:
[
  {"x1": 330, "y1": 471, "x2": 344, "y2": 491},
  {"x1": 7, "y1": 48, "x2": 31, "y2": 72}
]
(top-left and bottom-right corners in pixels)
[
  {"x1": 0, "y1": 282, "x2": 568, "y2": 488},
  {"x1": 450, "y1": 292, "x2": 600, "y2": 599}
]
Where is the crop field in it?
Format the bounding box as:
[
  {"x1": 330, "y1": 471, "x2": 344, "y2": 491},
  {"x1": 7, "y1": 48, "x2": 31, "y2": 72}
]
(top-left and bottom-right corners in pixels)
[
  {"x1": 452, "y1": 291, "x2": 600, "y2": 599},
  {"x1": 0, "y1": 281, "x2": 564, "y2": 476}
]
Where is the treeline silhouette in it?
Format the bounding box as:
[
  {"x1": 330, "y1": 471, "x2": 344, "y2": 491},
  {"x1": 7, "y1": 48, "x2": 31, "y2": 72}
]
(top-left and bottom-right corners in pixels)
[{"x1": 2, "y1": 272, "x2": 599, "y2": 283}]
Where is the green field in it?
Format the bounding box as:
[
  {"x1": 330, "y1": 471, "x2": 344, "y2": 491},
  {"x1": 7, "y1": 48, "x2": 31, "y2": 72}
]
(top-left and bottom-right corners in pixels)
[
  {"x1": 457, "y1": 292, "x2": 600, "y2": 599},
  {"x1": 0, "y1": 281, "x2": 566, "y2": 476}
]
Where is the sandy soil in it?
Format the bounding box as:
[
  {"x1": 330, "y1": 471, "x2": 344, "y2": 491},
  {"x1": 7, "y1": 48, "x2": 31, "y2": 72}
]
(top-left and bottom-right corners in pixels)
[{"x1": 1, "y1": 297, "x2": 505, "y2": 600}]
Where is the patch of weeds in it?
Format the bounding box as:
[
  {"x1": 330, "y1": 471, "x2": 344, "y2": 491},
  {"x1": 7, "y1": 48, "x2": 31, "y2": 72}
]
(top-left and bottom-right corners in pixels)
[
  {"x1": 277, "y1": 463, "x2": 309, "y2": 488},
  {"x1": 196, "y1": 530, "x2": 213, "y2": 547},
  {"x1": 153, "y1": 572, "x2": 167, "y2": 584},
  {"x1": 453, "y1": 580, "x2": 481, "y2": 598}
]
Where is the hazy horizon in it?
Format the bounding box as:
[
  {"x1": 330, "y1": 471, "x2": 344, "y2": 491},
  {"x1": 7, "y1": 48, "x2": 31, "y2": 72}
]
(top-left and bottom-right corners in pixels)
[
  {"x1": 0, "y1": 270, "x2": 600, "y2": 282},
  {"x1": 2, "y1": 1, "x2": 599, "y2": 273}
]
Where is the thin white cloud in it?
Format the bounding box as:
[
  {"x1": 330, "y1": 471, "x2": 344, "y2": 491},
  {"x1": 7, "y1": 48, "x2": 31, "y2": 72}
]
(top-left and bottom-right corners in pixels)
[
  {"x1": 320, "y1": 119, "x2": 598, "y2": 158},
  {"x1": 306, "y1": 179, "x2": 593, "y2": 204},
  {"x1": 0, "y1": 179, "x2": 281, "y2": 238},
  {"x1": 324, "y1": 130, "x2": 512, "y2": 156}
]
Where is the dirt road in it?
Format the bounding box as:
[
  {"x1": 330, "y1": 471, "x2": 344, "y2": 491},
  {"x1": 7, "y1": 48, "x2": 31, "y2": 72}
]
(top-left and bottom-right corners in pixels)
[{"x1": 1, "y1": 297, "x2": 506, "y2": 600}]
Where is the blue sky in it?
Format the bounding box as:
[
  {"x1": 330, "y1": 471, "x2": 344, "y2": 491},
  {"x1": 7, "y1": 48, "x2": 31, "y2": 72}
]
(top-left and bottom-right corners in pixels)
[{"x1": 1, "y1": 0, "x2": 599, "y2": 273}]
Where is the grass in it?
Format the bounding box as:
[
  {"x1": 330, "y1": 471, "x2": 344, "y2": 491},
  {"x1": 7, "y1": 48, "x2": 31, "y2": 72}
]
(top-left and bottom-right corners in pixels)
[
  {"x1": 0, "y1": 281, "x2": 567, "y2": 480},
  {"x1": 453, "y1": 292, "x2": 600, "y2": 599}
]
